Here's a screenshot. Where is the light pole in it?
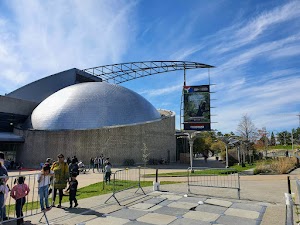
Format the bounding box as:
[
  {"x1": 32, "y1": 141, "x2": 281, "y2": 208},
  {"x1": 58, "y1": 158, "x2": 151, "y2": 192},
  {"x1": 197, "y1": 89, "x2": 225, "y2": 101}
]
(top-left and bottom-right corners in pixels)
[
  {"x1": 292, "y1": 130, "x2": 295, "y2": 153},
  {"x1": 189, "y1": 139, "x2": 194, "y2": 169},
  {"x1": 225, "y1": 144, "x2": 229, "y2": 168},
  {"x1": 217, "y1": 136, "x2": 240, "y2": 168},
  {"x1": 175, "y1": 131, "x2": 201, "y2": 170}
]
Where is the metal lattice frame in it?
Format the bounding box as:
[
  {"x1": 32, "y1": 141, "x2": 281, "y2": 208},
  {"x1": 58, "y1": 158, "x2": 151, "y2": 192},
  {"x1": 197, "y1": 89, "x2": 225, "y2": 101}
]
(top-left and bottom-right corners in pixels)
[{"x1": 83, "y1": 61, "x2": 214, "y2": 84}]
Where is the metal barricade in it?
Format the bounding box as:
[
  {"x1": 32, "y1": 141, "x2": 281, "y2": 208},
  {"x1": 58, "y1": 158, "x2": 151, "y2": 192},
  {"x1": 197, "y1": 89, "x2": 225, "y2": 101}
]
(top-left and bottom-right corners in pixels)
[
  {"x1": 187, "y1": 167, "x2": 240, "y2": 199},
  {"x1": 104, "y1": 167, "x2": 146, "y2": 205},
  {"x1": 0, "y1": 172, "x2": 54, "y2": 224}
]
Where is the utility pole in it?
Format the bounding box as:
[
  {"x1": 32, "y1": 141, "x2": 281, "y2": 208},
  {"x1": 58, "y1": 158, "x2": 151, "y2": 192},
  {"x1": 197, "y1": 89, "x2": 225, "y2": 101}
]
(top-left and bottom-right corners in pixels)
[{"x1": 297, "y1": 113, "x2": 300, "y2": 128}]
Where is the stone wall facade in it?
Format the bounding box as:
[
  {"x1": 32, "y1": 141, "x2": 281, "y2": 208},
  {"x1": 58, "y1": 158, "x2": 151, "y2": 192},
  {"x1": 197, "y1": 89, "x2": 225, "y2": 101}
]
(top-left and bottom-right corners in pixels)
[{"x1": 14, "y1": 115, "x2": 175, "y2": 168}]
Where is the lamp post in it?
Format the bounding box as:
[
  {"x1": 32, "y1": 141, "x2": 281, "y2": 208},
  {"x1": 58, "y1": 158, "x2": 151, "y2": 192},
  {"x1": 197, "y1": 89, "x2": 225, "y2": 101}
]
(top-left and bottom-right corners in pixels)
[
  {"x1": 175, "y1": 131, "x2": 201, "y2": 170},
  {"x1": 189, "y1": 139, "x2": 194, "y2": 169},
  {"x1": 217, "y1": 136, "x2": 240, "y2": 168},
  {"x1": 225, "y1": 144, "x2": 229, "y2": 168},
  {"x1": 292, "y1": 131, "x2": 294, "y2": 153}
]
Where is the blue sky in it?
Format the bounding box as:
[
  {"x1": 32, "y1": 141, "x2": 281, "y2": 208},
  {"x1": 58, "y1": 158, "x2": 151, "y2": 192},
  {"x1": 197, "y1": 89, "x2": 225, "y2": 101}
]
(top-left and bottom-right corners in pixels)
[{"x1": 0, "y1": 0, "x2": 300, "y2": 134}]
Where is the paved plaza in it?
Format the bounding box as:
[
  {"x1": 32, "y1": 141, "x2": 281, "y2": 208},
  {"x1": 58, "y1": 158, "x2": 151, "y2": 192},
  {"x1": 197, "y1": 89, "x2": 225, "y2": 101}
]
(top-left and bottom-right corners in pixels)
[
  {"x1": 22, "y1": 188, "x2": 276, "y2": 225},
  {"x1": 5, "y1": 158, "x2": 298, "y2": 225}
]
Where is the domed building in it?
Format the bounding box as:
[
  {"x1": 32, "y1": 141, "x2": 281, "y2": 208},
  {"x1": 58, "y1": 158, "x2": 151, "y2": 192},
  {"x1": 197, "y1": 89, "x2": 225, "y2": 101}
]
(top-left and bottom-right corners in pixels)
[
  {"x1": 0, "y1": 68, "x2": 176, "y2": 167},
  {"x1": 29, "y1": 82, "x2": 161, "y2": 130}
]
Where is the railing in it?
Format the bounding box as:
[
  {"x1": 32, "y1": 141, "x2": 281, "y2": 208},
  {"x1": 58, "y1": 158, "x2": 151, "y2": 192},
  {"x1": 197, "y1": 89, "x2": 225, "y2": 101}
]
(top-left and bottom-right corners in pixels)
[
  {"x1": 104, "y1": 167, "x2": 146, "y2": 205},
  {"x1": 0, "y1": 173, "x2": 55, "y2": 224},
  {"x1": 187, "y1": 167, "x2": 240, "y2": 199}
]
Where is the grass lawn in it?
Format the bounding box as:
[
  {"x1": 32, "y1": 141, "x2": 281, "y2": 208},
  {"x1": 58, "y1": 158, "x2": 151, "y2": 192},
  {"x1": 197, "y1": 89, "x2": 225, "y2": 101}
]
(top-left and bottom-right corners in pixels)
[
  {"x1": 145, "y1": 164, "x2": 255, "y2": 177},
  {"x1": 7, "y1": 180, "x2": 180, "y2": 215},
  {"x1": 230, "y1": 163, "x2": 256, "y2": 172},
  {"x1": 257, "y1": 145, "x2": 300, "y2": 150},
  {"x1": 143, "y1": 163, "x2": 256, "y2": 178}
]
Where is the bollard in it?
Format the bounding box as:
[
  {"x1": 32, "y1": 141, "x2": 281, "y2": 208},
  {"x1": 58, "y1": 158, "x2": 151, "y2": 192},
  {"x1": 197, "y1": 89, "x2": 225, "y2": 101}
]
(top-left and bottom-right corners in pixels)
[
  {"x1": 287, "y1": 176, "x2": 291, "y2": 194},
  {"x1": 153, "y1": 169, "x2": 160, "y2": 191}
]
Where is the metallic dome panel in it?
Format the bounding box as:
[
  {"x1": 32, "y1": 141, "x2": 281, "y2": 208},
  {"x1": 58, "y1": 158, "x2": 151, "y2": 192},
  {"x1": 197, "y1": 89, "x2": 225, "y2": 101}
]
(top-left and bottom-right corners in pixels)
[{"x1": 31, "y1": 82, "x2": 161, "y2": 130}]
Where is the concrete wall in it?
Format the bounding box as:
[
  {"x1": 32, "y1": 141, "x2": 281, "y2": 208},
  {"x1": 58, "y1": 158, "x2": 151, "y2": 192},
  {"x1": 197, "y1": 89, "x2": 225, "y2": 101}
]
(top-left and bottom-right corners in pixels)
[
  {"x1": 14, "y1": 115, "x2": 176, "y2": 168},
  {"x1": 7, "y1": 68, "x2": 102, "y2": 103},
  {"x1": 0, "y1": 96, "x2": 38, "y2": 115}
]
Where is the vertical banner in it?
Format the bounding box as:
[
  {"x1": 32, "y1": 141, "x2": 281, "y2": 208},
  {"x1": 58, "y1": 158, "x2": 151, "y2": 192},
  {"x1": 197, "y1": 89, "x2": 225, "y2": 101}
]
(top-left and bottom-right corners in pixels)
[{"x1": 183, "y1": 85, "x2": 211, "y2": 131}]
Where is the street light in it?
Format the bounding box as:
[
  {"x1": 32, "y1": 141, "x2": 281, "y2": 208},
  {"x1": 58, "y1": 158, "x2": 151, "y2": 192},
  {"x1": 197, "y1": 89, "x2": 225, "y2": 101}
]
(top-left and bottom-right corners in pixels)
[
  {"x1": 217, "y1": 136, "x2": 240, "y2": 168},
  {"x1": 175, "y1": 131, "x2": 201, "y2": 170}
]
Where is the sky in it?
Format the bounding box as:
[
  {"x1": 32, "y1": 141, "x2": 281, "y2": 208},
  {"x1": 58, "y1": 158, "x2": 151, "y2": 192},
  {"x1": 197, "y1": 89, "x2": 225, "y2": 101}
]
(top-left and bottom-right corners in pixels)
[{"x1": 0, "y1": 0, "x2": 300, "y2": 134}]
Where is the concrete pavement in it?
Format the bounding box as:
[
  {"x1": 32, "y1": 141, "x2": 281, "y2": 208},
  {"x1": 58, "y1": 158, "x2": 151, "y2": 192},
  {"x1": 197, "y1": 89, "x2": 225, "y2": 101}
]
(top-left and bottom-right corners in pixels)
[
  {"x1": 5, "y1": 160, "x2": 300, "y2": 225},
  {"x1": 15, "y1": 185, "x2": 278, "y2": 225}
]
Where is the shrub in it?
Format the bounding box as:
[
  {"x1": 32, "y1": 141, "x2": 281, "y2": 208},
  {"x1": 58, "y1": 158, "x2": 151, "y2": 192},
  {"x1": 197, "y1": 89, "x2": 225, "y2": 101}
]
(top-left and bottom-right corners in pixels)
[
  {"x1": 270, "y1": 157, "x2": 296, "y2": 174},
  {"x1": 123, "y1": 159, "x2": 135, "y2": 166},
  {"x1": 253, "y1": 157, "x2": 297, "y2": 174},
  {"x1": 220, "y1": 151, "x2": 238, "y2": 166},
  {"x1": 254, "y1": 161, "x2": 272, "y2": 174}
]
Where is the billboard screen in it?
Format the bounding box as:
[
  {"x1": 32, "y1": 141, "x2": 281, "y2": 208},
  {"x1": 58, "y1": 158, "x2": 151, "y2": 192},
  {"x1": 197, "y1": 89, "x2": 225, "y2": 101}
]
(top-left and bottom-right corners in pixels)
[{"x1": 183, "y1": 85, "x2": 211, "y2": 131}]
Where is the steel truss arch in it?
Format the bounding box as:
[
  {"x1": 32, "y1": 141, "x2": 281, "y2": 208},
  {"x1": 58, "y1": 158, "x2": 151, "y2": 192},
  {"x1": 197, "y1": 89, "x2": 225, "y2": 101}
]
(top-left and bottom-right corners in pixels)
[{"x1": 82, "y1": 61, "x2": 214, "y2": 84}]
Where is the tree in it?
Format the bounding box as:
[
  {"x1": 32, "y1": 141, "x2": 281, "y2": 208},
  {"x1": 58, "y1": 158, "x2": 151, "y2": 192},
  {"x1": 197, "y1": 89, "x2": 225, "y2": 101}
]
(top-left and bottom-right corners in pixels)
[
  {"x1": 210, "y1": 141, "x2": 226, "y2": 155},
  {"x1": 257, "y1": 127, "x2": 269, "y2": 150},
  {"x1": 270, "y1": 132, "x2": 276, "y2": 146},
  {"x1": 193, "y1": 132, "x2": 213, "y2": 155},
  {"x1": 217, "y1": 131, "x2": 223, "y2": 137},
  {"x1": 141, "y1": 143, "x2": 150, "y2": 167},
  {"x1": 237, "y1": 114, "x2": 257, "y2": 142}
]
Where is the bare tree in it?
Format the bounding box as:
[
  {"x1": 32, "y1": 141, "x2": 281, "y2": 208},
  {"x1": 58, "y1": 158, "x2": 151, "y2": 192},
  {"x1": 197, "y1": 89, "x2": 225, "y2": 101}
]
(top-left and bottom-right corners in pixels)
[
  {"x1": 237, "y1": 114, "x2": 257, "y2": 142},
  {"x1": 141, "y1": 143, "x2": 150, "y2": 168}
]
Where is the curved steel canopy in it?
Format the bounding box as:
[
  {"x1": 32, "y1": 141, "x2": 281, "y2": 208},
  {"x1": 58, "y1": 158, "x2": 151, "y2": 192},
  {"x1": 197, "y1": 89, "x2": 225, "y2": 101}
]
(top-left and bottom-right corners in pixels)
[{"x1": 82, "y1": 61, "x2": 214, "y2": 84}]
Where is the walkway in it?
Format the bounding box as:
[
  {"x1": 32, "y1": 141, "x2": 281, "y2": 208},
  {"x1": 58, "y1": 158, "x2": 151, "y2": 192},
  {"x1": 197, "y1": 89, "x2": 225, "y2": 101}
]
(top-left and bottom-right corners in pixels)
[
  {"x1": 16, "y1": 184, "x2": 283, "y2": 225},
  {"x1": 6, "y1": 162, "x2": 300, "y2": 224}
]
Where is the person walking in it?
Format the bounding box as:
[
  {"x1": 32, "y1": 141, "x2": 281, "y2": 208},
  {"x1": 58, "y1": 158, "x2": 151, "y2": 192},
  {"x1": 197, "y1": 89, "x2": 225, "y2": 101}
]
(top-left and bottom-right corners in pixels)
[
  {"x1": 10, "y1": 177, "x2": 30, "y2": 225},
  {"x1": 93, "y1": 157, "x2": 98, "y2": 173},
  {"x1": 104, "y1": 162, "x2": 112, "y2": 184},
  {"x1": 51, "y1": 154, "x2": 69, "y2": 208},
  {"x1": 100, "y1": 154, "x2": 105, "y2": 172},
  {"x1": 89, "y1": 158, "x2": 94, "y2": 171}
]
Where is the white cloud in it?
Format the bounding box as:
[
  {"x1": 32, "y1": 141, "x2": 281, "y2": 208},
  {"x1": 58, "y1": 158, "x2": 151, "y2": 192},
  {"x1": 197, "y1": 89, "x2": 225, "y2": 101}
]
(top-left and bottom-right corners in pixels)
[
  {"x1": 140, "y1": 84, "x2": 182, "y2": 97},
  {"x1": 211, "y1": 1, "x2": 300, "y2": 55},
  {"x1": 0, "y1": 0, "x2": 137, "y2": 92}
]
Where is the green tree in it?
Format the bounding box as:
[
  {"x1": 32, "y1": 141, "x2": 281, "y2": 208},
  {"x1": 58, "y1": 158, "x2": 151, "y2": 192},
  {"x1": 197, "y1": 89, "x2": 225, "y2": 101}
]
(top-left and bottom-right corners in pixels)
[
  {"x1": 210, "y1": 140, "x2": 226, "y2": 155},
  {"x1": 270, "y1": 132, "x2": 276, "y2": 146}
]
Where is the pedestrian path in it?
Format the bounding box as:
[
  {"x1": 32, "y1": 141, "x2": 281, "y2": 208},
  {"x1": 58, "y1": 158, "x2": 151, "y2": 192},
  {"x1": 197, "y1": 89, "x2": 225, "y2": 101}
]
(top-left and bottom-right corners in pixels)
[{"x1": 22, "y1": 187, "x2": 280, "y2": 225}]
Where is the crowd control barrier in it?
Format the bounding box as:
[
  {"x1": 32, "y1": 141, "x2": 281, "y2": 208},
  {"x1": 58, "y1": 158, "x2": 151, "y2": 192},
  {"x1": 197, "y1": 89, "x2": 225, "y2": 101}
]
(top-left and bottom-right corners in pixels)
[
  {"x1": 104, "y1": 167, "x2": 146, "y2": 205},
  {"x1": 0, "y1": 172, "x2": 54, "y2": 225},
  {"x1": 187, "y1": 167, "x2": 240, "y2": 199}
]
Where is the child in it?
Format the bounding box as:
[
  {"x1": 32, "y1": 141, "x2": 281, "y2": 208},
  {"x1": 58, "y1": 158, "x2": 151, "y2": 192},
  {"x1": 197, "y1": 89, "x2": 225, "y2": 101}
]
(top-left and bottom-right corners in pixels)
[
  {"x1": 67, "y1": 173, "x2": 78, "y2": 208},
  {"x1": 37, "y1": 165, "x2": 53, "y2": 211},
  {"x1": 10, "y1": 177, "x2": 30, "y2": 225}
]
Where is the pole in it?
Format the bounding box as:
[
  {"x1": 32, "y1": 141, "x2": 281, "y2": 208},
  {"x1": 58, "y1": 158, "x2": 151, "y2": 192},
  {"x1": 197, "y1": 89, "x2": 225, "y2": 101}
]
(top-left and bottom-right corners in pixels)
[
  {"x1": 292, "y1": 131, "x2": 294, "y2": 153},
  {"x1": 183, "y1": 68, "x2": 186, "y2": 86},
  {"x1": 237, "y1": 146, "x2": 241, "y2": 165},
  {"x1": 225, "y1": 144, "x2": 229, "y2": 168},
  {"x1": 189, "y1": 139, "x2": 194, "y2": 171},
  {"x1": 287, "y1": 176, "x2": 291, "y2": 194}
]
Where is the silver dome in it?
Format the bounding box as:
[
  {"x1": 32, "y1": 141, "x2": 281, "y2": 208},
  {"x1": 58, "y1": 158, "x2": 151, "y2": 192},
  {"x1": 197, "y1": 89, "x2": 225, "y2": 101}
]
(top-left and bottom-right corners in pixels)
[{"x1": 30, "y1": 82, "x2": 161, "y2": 130}]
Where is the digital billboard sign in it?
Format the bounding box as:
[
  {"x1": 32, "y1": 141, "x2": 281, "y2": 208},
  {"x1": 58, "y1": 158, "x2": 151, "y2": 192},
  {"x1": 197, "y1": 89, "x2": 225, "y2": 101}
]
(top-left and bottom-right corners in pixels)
[{"x1": 183, "y1": 85, "x2": 211, "y2": 131}]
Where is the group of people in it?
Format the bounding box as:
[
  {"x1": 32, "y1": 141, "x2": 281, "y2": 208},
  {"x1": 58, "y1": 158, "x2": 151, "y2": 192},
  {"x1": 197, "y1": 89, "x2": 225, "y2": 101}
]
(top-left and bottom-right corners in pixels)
[
  {"x1": 43, "y1": 154, "x2": 79, "y2": 209},
  {"x1": 90, "y1": 155, "x2": 105, "y2": 173},
  {"x1": 0, "y1": 152, "x2": 113, "y2": 224}
]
